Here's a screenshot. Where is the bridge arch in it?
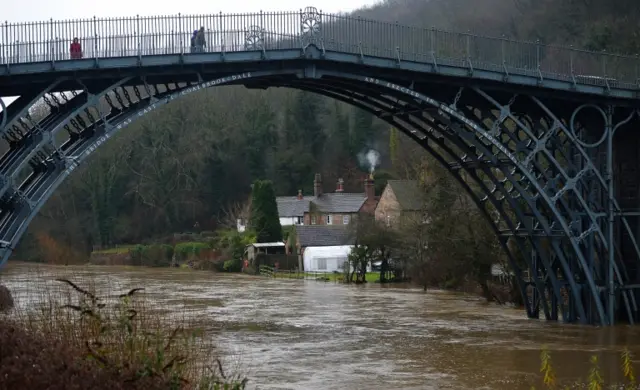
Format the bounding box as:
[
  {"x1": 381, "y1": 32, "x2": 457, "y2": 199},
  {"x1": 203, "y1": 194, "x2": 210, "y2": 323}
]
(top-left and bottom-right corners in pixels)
[{"x1": 2, "y1": 61, "x2": 639, "y2": 325}]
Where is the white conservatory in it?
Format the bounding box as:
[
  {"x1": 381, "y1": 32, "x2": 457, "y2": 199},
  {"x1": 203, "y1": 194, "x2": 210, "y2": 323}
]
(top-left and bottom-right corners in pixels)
[
  {"x1": 302, "y1": 245, "x2": 373, "y2": 274},
  {"x1": 303, "y1": 245, "x2": 353, "y2": 272}
]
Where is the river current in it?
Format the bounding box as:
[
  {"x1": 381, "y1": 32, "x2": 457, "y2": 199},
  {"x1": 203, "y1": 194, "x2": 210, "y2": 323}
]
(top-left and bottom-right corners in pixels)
[{"x1": 2, "y1": 262, "x2": 639, "y2": 389}]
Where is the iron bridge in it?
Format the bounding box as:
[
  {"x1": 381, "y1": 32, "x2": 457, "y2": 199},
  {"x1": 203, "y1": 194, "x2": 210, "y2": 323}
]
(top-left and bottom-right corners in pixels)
[{"x1": 1, "y1": 8, "x2": 640, "y2": 326}]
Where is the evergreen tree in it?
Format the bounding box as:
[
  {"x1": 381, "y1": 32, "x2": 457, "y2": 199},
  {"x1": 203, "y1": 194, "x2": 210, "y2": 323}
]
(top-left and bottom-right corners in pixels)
[
  {"x1": 350, "y1": 107, "x2": 376, "y2": 154},
  {"x1": 291, "y1": 91, "x2": 325, "y2": 157},
  {"x1": 250, "y1": 180, "x2": 283, "y2": 243},
  {"x1": 389, "y1": 127, "x2": 399, "y2": 168}
]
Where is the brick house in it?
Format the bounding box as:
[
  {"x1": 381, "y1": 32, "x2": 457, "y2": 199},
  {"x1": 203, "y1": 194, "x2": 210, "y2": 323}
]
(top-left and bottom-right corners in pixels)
[
  {"x1": 238, "y1": 173, "x2": 379, "y2": 232},
  {"x1": 303, "y1": 173, "x2": 378, "y2": 225},
  {"x1": 375, "y1": 180, "x2": 425, "y2": 226}
]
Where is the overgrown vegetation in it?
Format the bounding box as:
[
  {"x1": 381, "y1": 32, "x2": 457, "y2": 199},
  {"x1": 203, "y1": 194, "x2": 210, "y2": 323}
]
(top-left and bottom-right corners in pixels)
[
  {"x1": 0, "y1": 279, "x2": 246, "y2": 389},
  {"x1": 537, "y1": 347, "x2": 637, "y2": 389}
]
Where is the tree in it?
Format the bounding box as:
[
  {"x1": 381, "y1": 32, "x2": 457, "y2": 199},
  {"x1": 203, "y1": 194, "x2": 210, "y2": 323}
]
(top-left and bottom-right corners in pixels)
[
  {"x1": 348, "y1": 215, "x2": 400, "y2": 283},
  {"x1": 350, "y1": 108, "x2": 376, "y2": 155},
  {"x1": 249, "y1": 180, "x2": 283, "y2": 243}
]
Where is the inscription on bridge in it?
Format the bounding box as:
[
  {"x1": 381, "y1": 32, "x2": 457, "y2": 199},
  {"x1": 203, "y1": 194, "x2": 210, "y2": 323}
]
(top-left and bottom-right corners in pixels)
[{"x1": 63, "y1": 72, "x2": 254, "y2": 177}]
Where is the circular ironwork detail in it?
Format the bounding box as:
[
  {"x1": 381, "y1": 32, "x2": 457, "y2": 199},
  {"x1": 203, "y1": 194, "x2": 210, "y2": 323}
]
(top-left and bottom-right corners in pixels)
[
  {"x1": 301, "y1": 6, "x2": 322, "y2": 38},
  {"x1": 244, "y1": 25, "x2": 265, "y2": 51}
]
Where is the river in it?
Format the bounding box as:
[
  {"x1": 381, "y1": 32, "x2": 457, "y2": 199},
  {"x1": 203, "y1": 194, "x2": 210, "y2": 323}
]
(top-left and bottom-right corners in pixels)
[{"x1": 1, "y1": 262, "x2": 639, "y2": 389}]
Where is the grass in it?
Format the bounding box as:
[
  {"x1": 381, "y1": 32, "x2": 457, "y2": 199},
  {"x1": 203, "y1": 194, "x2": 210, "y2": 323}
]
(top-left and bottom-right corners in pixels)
[
  {"x1": 270, "y1": 269, "x2": 380, "y2": 283},
  {"x1": 0, "y1": 275, "x2": 247, "y2": 389},
  {"x1": 91, "y1": 245, "x2": 137, "y2": 255}
]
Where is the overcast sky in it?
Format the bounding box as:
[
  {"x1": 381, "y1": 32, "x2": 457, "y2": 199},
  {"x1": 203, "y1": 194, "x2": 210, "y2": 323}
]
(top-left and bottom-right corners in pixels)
[{"x1": 4, "y1": 0, "x2": 377, "y2": 23}]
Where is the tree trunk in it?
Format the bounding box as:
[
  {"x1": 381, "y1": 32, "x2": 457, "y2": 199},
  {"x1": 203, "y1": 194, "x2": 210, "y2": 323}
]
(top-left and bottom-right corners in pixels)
[
  {"x1": 478, "y1": 278, "x2": 494, "y2": 303},
  {"x1": 380, "y1": 257, "x2": 389, "y2": 284}
]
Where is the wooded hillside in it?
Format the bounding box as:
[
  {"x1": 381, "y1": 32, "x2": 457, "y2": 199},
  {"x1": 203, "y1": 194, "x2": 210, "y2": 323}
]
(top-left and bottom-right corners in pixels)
[{"x1": 15, "y1": 0, "x2": 640, "y2": 260}]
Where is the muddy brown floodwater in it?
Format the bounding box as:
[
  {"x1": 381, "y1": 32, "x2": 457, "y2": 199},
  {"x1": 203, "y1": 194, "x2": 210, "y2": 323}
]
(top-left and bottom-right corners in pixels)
[{"x1": 2, "y1": 262, "x2": 640, "y2": 389}]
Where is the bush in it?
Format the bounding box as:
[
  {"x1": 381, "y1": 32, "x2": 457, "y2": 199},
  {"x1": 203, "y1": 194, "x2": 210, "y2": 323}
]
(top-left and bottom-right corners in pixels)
[
  {"x1": 1, "y1": 279, "x2": 247, "y2": 389},
  {"x1": 129, "y1": 244, "x2": 146, "y2": 265},
  {"x1": 174, "y1": 242, "x2": 211, "y2": 262},
  {"x1": 223, "y1": 259, "x2": 243, "y2": 273},
  {"x1": 0, "y1": 285, "x2": 13, "y2": 313},
  {"x1": 128, "y1": 244, "x2": 173, "y2": 267}
]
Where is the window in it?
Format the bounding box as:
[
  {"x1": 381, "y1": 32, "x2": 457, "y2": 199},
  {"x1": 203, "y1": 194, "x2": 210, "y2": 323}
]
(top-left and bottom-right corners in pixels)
[
  {"x1": 326, "y1": 215, "x2": 333, "y2": 225},
  {"x1": 311, "y1": 215, "x2": 317, "y2": 225},
  {"x1": 343, "y1": 215, "x2": 350, "y2": 225},
  {"x1": 296, "y1": 216, "x2": 302, "y2": 225},
  {"x1": 317, "y1": 258, "x2": 327, "y2": 270}
]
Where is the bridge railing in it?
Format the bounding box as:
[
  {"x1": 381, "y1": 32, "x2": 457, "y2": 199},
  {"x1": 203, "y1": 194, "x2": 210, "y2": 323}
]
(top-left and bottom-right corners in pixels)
[{"x1": 1, "y1": 9, "x2": 638, "y2": 89}]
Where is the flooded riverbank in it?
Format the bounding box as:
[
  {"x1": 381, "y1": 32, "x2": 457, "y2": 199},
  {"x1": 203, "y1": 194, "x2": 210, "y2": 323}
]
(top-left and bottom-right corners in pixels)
[{"x1": 1, "y1": 262, "x2": 639, "y2": 389}]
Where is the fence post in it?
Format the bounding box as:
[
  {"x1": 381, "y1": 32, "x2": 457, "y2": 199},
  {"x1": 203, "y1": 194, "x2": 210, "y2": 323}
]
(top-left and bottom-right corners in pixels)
[
  {"x1": 501, "y1": 34, "x2": 505, "y2": 67},
  {"x1": 178, "y1": 13, "x2": 182, "y2": 54},
  {"x1": 536, "y1": 39, "x2": 540, "y2": 69},
  {"x1": 136, "y1": 14, "x2": 141, "y2": 57},
  {"x1": 93, "y1": 16, "x2": 98, "y2": 59},
  {"x1": 636, "y1": 54, "x2": 639, "y2": 88},
  {"x1": 430, "y1": 26, "x2": 436, "y2": 63},
  {"x1": 50, "y1": 18, "x2": 54, "y2": 63},
  {"x1": 569, "y1": 45, "x2": 574, "y2": 77},
  {"x1": 1, "y1": 21, "x2": 6, "y2": 64}
]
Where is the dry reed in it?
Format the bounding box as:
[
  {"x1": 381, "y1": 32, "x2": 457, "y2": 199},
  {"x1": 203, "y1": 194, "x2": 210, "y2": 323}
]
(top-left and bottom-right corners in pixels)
[{"x1": 0, "y1": 272, "x2": 246, "y2": 390}]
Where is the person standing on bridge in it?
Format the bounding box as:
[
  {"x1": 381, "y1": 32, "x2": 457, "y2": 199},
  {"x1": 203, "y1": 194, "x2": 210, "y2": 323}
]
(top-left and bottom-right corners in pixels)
[
  {"x1": 70, "y1": 38, "x2": 82, "y2": 59},
  {"x1": 195, "y1": 27, "x2": 206, "y2": 53},
  {"x1": 190, "y1": 30, "x2": 197, "y2": 53}
]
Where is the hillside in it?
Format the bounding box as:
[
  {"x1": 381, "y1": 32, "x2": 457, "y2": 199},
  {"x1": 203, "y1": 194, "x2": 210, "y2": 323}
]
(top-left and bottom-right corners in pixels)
[{"x1": 14, "y1": 0, "x2": 640, "y2": 259}]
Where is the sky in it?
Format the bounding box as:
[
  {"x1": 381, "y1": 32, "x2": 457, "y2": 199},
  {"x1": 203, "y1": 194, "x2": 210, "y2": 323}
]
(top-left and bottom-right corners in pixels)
[{"x1": 3, "y1": 0, "x2": 378, "y2": 23}]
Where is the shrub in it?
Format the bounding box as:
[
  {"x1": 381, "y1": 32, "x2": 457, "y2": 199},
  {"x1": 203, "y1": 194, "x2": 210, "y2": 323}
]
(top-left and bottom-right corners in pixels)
[
  {"x1": 0, "y1": 285, "x2": 13, "y2": 313},
  {"x1": 223, "y1": 259, "x2": 242, "y2": 273},
  {"x1": 128, "y1": 244, "x2": 174, "y2": 267},
  {"x1": 174, "y1": 242, "x2": 211, "y2": 262},
  {"x1": 129, "y1": 244, "x2": 146, "y2": 265},
  {"x1": 1, "y1": 279, "x2": 247, "y2": 389}
]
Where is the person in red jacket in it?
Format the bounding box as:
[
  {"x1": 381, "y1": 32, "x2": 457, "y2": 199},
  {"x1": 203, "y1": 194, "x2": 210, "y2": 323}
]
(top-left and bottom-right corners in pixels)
[{"x1": 70, "y1": 38, "x2": 82, "y2": 59}]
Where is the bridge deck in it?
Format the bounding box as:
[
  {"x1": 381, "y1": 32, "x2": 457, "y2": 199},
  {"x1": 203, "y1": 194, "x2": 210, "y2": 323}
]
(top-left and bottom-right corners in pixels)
[{"x1": 0, "y1": 9, "x2": 638, "y2": 101}]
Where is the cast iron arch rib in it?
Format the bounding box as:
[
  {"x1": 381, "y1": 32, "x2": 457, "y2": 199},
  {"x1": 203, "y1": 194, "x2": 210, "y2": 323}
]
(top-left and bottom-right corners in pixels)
[
  {"x1": 283, "y1": 80, "x2": 548, "y2": 319},
  {"x1": 292, "y1": 74, "x2": 588, "y2": 322},
  {"x1": 1, "y1": 66, "x2": 638, "y2": 324},
  {"x1": 282, "y1": 77, "x2": 558, "y2": 319}
]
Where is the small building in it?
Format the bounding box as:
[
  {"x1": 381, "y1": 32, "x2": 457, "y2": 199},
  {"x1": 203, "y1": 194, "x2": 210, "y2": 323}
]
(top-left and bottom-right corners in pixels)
[
  {"x1": 303, "y1": 245, "x2": 353, "y2": 272},
  {"x1": 375, "y1": 180, "x2": 425, "y2": 227},
  {"x1": 287, "y1": 225, "x2": 356, "y2": 270},
  {"x1": 244, "y1": 242, "x2": 286, "y2": 264}
]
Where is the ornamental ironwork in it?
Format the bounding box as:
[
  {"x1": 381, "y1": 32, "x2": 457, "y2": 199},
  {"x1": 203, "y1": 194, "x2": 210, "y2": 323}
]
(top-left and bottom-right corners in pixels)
[
  {"x1": 244, "y1": 25, "x2": 265, "y2": 51},
  {"x1": 300, "y1": 6, "x2": 322, "y2": 41}
]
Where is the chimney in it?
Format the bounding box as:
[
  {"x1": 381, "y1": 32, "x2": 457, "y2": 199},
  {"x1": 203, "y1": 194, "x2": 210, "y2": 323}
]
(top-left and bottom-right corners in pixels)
[
  {"x1": 364, "y1": 175, "x2": 375, "y2": 201},
  {"x1": 297, "y1": 190, "x2": 303, "y2": 200},
  {"x1": 313, "y1": 173, "x2": 323, "y2": 197},
  {"x1": 336, "y1": 178, "x2": 344, "y2": 193}
]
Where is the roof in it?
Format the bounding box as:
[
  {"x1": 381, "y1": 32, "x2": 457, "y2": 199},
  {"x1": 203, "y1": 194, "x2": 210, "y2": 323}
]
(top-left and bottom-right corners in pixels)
[
  {"x1": 276, "y1": 196, "x2": 315, "y2": 217},
  {"x1": 295, "y1": 225, "x2": 355, "y2": 247},
  {"x1": 276, "y1": 192, "x2": 369, "y2": 217},
  {"x1": 386, "y1": 180, "x2": 424, "y2": 211},
  {"x1": 310, "y1": 193, "x2": 367, "y2": 214},
  {"x1": 248, "y1": 242, "x2": 285, "y2": 248}
]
